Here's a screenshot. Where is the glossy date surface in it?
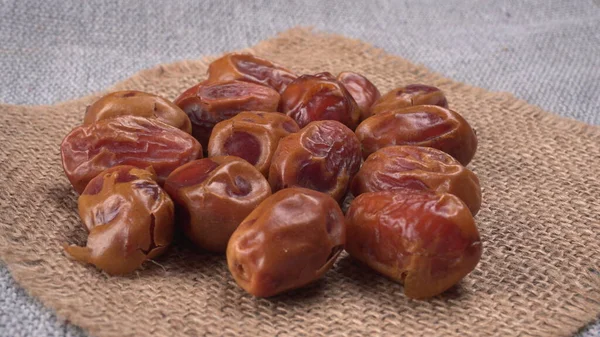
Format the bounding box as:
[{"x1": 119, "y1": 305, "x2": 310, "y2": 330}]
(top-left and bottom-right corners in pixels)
[
  {"x1": 207, "y1": 53, "x2": 298, "y2": 94},
  {"x1": 280, "y1": 72, "x2": 361, "y2": 129},
  {"x1": 83, "y1": 90, "x2": 192, "y2": 134},
  {"x1": 337, "y1": 71, "x2": 381, "y2": 121},
  {"x1": 164, "y1": 156, "x2": 271, "y2": 252},
  {"x1": 65, "y1": 165, "x2": 175, "y2": 275},
  {"x1": 345, "y1": 190, "x2": 482, "y2": 299},
  {"x1": 61, "y1": 115, "x2": 203, "y2": 194},
  {"x1": 355, "y1": 105, "x2": 477, "y2": 165},
  {"x1": 227, "y1": 187, "x2": 345, "y2": 297},
  {"x1": 268, "y1": 120, "x2": 362, "y2": 202},
  {"x1": 351, "y1": 146, "x2": 481, "y2": 215},
  {"x1": 174, "y1": 80, "x2": 280, "y2": 149},
  {"x1": 370, "y1": 84, "x2": 448, "y2": 115},
  {"x1": 207, "y1": 111, "x2": 299, "y2": 177}
]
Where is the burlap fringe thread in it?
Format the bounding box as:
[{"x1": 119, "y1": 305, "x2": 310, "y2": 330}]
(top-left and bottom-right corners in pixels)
[{"x1": 0, "y1": 27, "x2": 599, "y2": 337}]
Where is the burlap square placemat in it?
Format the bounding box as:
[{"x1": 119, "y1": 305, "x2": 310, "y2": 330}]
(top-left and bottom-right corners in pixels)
[{"x1": 0, "y1": 28, "x2": 598, "y2": 337}]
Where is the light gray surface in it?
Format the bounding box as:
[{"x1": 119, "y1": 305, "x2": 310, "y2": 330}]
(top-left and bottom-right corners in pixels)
[{"x1": 0, "y1": 0, "x2": 598, "y2": 336}]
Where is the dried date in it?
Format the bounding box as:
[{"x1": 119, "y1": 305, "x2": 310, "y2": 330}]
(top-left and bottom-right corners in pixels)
[
  {"x1": 61, "y1": 115, "x2": 202, "y2": 193},
  {"x1": 337, "y1": 71, "x2": 381, "y2": 121},
  {"x1": 345, "y1": 190, "x2": 482, "y2": 299},
  {"x1": 370, "y1": 84, "x2": 448, "y2": 115},
  {"x1": 227, "y1": 187, "x2": 345, "y2": 297}
]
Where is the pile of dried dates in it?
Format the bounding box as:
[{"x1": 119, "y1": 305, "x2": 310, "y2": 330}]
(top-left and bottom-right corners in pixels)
[{"x1": 61, "y1": 53, "x2": 482, "y2": 299}]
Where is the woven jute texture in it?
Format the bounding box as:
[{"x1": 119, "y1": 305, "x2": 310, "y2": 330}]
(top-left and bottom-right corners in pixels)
[{"x1": 0, "y1": 28, "x2": 599, "y2": 337}]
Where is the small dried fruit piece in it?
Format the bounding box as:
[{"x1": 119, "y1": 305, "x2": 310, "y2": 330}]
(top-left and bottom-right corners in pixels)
[
  {"x1": 355, "y1": 105, "x2": 477, "y2": 165},
  {"x1": 269, "y1": 120, "x2": 362, "y2": 202},
  {"x1": 174, "y1": 80, "x2": 280, "y2": 148},
  {"x1": 207, "y1": 53, "x2": 298, "y2": 94},
  {"x1": 280, "y1": 72, "x2": 361, "y2": 129},
  {"x1": 370, "y1": 84, "x2": 448, "y2": 115},
  {"x1": 208, "y1": 111, "x2": 300, "y2": 177},
  {"x1": 164, "y1": 156, "x2": 271, "y2": 252},
  {"x1": 83, "y1": 90, "x2": 192, "y2": 133},
  {"x1": 346, "y1": 190, "x2": 482, "y2": 299},
  {"x1": 227, "y1": 187, "x2": 345, "y2": 297},
  {"x1": 61, "y1": 115, "x2": 202, "y2": 193},
  {"x1": 65, "y1": 165, "x2": 175, "y2": 275},
  {"x1": 337, "y1": 71, "x2": 381, "y2": 121},
  {"x1": 351, "y1": 146, "x2": 481, "y2": 215}
]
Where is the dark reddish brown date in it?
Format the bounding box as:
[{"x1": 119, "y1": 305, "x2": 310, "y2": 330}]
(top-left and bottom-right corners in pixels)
[
  {"x1": 83, "y1": 90, "x2": 192, "y2": 134},
  {"x1": 337, "y1": 71, "x2": 381, "y2": 121},
  {"x1": 279, "y1": 72, "x2": 361, "y2": 129},
  {"x1": 269, "y1": 120, "x2": 362, "y2": 202},
  {"x1": 61, "y1": 115, "x2": 203, "y2": 194},
  {"x1": 370, "y1": 84, "x2": 448, "y2": 115},
  {"x1": 355, "y1": 105, "x2": 477, "y2": 165},
  {"x1": 351, "y1": 146, "x2": 481, "y2": 215},
  {"x1": 208, "y1": 111, "x2": 300, "y2": 177},
  {"x1": 346, "y1": 190, "x2": 482, "y2": 299},
  {"x1": 174, "y1": 80, "x2": 280, "y2": 149},
  {"x1": 207, "y1": 53, "x2": 298, "y2": 94},
  {"x1": 65, "y1": 165, "x2": 175, "y2": 275},
  {"x1": 164, "y1": 156, "x2": 271, "y2": 252},
  {"x1": 227, "y1": 187, "x2": 345, "y2": 297}
]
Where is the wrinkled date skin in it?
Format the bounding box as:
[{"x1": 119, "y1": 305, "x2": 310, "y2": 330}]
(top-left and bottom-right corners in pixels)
[
  {"x1": 65, "y1": 165, "x2": 175, "y2": 275},
  {"x1": 208, "y1": 111, "x2": 300, "y2": 177},
  {"x1": 337, "y1": 71, "x2": 381, "y2": 121},
  {"x1": 83, "y1": 90, "x2": 192, "y2": 134},
  {"x1": 346, "y1": 190, "x2": 482, "y2": 299},
  {"x1": 61, "y1": 115, "x2": 203, "y2": 193},
  {"x1": 207, "y1": 53, "x2": 298, "y2": 94},
  {"x1": 355, "y1": 105, "x2": 477, "y2": 165},
  {"x1": 227, "y1": 187, "x2": 345, "y2": 297},
  {"x1": 174, "y1": 80, "x2": 280, "y2": 149},
  {"x1": 269, "y1": 120, "x2": 362, "y2": 202},
  {"x1": 280, "y1": 72, "x2": 361, "y2": 129},
  {"x1": 351, "y1": 146, "x2": 481, "y2": 215},
  {"x1": 164, "y1": 156, "x2": 271, "y2": 252},
  {"x1": 370, "y1": 84, "x2": 448, "y2": 115}
]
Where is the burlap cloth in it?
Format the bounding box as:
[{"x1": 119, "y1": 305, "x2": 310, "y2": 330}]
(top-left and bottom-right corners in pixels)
[{"x1": 0, "y1": 28, "x2": 598, "y2": 337}]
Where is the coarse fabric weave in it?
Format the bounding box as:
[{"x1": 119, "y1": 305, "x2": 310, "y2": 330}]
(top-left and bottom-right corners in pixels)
[{"x1": 0, "y1": 28, "x2": 599, "y2": 337}]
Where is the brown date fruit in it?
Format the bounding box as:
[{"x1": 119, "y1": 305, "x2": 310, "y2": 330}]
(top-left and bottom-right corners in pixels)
[
  {"x1": 174, "y1": 80, "x2": 280, "y2": 149},
  {"x1": 351, "y1": 146, "x2": 481, "y2": 215},
  {"x1": 208, "y1": 111, "x2": 300, "y2": 177},
  {"x1": 370, "y1": 84, "x2": 448, "y2": 115},
  {"x1": 355, "y1": 105, "x2": 477, "y2": 165},
  {"x1": 61, "y1": 115, "x2": 202, "y2": 194},
  {"x1": 227, "y1": 187, "x2": 345, "y2": 297},
  {"x1": 207, "y1": 53, "x2": 297, "y2": 94},
  {"x1": 268, "y1": 120, "x2": 362, "y2": 202},
  {"x1": 65, "y1": 165, "x2": 175, "y2": 275},
  {"x1": 164, "y1": 156, "x2": 271, "y2": 252},
  {"x1": 337, "y1": 71, "x2": 381, "y2": 121},
  {"x1": 279, "y1": 72, "x2": 361, "y2": 129},
  {"x1": 346, "y1": 190, "x2": 482, "y2": 299},
  {"x1": 83, "y1": 90, "x2": 192, "y2": 134}
]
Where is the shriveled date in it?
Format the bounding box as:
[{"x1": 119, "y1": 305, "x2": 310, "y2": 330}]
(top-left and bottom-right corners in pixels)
[
  {"x1": 208, "y1": 111, "x2": 300, "y2": 177},
  {"x1": 65, "y1": 165, "x2": 175, "y2": 275},
  {"x1": 164, "y1": 156, "x2": 271, "y2": 252},
  {"x1": 227, "y1": 188, "x2": 345, "y2": 297},
  {"x1": 370, "y1": 84, "x2": 448, "y2": 115},
  {"x1": 280, "y1": 72, "x2": 361, "y2": 129},
  {"x1": 337, "y1": 71, "x2": 381, "y2": 121},
  {"x1": 269, "y1": 120, "x2": 362, "y2": 202},
  {"x1": 351, "y1": 146, "x2": 481, "y2": 215},
  {"x1": 355, "y1": 105, "x2": 477, "y2": 165},
  {"x1": 174, "y1": 80, "x2": 280, "y2": 148},
  {"x1": 346, "y1": 190, "x2": 482, "y2": 299},
  {"x1": 61, "y1": 115, "x2": 202, "y2": 193},
  {"x1": 207, "y1": 53, "x2": 298, "y2": 93},
  {"x1": 83, "y1": 90, "x2": 192, "y2": 133}
]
